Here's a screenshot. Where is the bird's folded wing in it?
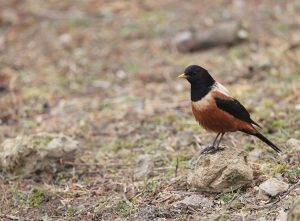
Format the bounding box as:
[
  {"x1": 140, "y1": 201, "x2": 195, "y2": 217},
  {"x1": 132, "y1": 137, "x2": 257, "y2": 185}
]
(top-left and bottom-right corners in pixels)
[{"x1": 214, "y1": 97, "x2": 261, "y2": 128}]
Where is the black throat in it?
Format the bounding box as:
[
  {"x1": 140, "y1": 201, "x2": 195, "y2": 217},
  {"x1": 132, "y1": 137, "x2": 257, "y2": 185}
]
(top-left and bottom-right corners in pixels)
[{"x1": 190, "y1": 84, "x2": 213, "y2": 102}]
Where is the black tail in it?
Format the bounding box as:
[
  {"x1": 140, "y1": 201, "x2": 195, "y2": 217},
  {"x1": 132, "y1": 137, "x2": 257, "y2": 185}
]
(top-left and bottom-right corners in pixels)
[
  {"x1": 250, "y1": 119, "x2": 261, "y2": 129},
  {"x1": 241, "y1": 130, "x2": 281, "y2": 153},
  {"x1": 254, "y1": 132, "x2": 281, "y2": 153}
]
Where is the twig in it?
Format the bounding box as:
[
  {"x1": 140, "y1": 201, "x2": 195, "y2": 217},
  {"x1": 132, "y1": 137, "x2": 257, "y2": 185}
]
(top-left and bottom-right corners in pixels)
[
  {"x1": 248, "y1": 198, "x2": 280, "y2": 210},
  {"x1": 249, "y1": 180, "x2": 300, "y2": 210},
  {"x1": 175, "y1": 157, "x2": 179, "y2": 177},
  {"x1": 170, "y1": 191, "x2": 198, "y2": 196},
  {"x1": 226, "y1": 188, "x2": 241, "y2": 209},
  {"x1": 123, "y1": 185, "x2": 132, "y2": 207},
  {"x1": 64, "y1": 161, "x2": 131, "y2": 168},
  {"x1": 280, "y1": 180, "x2": 300, "y2": 199},
  {"x1": 156, "y1": 195, "x2": 173, "y2": 203},
  {"x1": 1, "y1": 214, "x2": 20, "y2": 220},
  {"x1": 193, "y1": 135, "x2": 203, "y2": 146}
]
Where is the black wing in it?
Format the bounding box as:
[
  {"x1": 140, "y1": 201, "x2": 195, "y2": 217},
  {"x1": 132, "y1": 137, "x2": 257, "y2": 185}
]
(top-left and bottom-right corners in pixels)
[{"x1": 215, "y1": 97, "x2": 261, "y2": 128}]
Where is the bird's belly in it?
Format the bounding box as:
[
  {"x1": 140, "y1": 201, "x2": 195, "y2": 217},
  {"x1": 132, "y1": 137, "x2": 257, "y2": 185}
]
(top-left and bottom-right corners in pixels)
[{"x1": 192, "y1": 102, "x2": 252, "y2": 133}]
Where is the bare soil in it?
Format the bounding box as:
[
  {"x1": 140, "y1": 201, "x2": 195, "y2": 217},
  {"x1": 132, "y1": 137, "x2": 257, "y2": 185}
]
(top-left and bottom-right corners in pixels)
[{"x1": 0, "y1": 0, "x2": 300, "y2": 220}]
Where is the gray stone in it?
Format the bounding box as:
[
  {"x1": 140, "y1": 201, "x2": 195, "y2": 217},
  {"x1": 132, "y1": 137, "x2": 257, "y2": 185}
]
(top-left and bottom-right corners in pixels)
[
  {"x1": 275, "y1": 210, "x2": 287, "y2": 221},
  {"x1": 0, "y1": 133, "x2": 79, "y2": 174},
  {"x1": 134, "y1": 154, "x2": 154, "y2": 179},
  {"x1": 286, "y1": 138, "x2": 300, "y2": 152},
  {"x1": 288, "y1": 197, "x2": 300, "y2": 221},
  {"x1": 188, "y1": 148, "x2": 253, "y2": 193},
  {"x1": 248, "y1": 149, "x2": 263, "y2": 161},
  {"x1": 259, "y1": 178, "x2": 289, "y2": 197},
  {"x1": 174, "y1": 195, "x2": 213, "y2": 208},
  {"x1": 173, "y1": 21, "x2": 248, "y2": 52}
]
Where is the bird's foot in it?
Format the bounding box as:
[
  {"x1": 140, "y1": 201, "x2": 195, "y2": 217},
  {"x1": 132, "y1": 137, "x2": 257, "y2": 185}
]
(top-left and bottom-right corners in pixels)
[{"x1": 201, "y1": 146, "x2": 225, "y2": 154}]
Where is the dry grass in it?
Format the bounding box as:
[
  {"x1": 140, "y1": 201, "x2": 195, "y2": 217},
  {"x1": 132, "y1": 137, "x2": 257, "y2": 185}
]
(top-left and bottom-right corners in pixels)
[{"x1": 0, "y1": 0, "x2": 299, "y2": 220}]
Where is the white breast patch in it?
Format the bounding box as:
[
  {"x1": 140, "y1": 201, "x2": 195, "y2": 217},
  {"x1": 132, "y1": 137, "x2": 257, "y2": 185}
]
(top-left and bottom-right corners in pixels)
[
  {"x1": 192, "y1": 82, "x2": 231, "y2": 111},
  {"x1": 213, "y1": 82, "x2": 230, "y2": 96}
]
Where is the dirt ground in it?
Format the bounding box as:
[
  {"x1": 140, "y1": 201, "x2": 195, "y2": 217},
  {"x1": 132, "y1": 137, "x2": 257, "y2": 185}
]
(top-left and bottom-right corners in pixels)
[{"x1": 0, "y1": 0, "x2": 300, "y2": 220}]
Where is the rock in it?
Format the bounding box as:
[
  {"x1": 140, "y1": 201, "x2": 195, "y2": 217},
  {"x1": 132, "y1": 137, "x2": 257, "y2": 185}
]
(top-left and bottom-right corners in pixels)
[
  {"x1": 275, "y1": 210, "x2": 287, "y2": 221},
  {"x1": 0, "y1": 67, "x2": 17, "y2": 92},
  {"x1": 172, "y1": 31, "x2": 195, "y2": 52},
  {"x1": 59, "y1": 33, "x2": 73, "y2": 49},
  {"x1": 1, "y1": 8, "x2": 19, "y2": 25},
  {"x1": 295, "y1": 187, "x2": 300, "y2": 195},
  {"x1": 134, "y1": 205, "x2": 169, "y2": 220},
  {"x1": 288, "y1": 197, "x2": 300, "y2": 221},
  {"x1": 256, "y1": 188, "x2": 270, "y2": 201},
  {"x1": 0, "y1": 67, "x2": 18, "y2": 123},
  {"x1": 173, "y1": 21, "x2": 248, "y2": 52},
  {"x1": 285, "y1": 138, "x2": 300, "y2": 167},
  {"x1": 0, "y1": 35, "x2": 5, "y2": 52},
  {"x1": 248, "y1": 149, "x2": 263, "y2": 161},
  {"x1": 286, "y1": 138, "x2": 300, "y2": 152},
  {"x1": 174, "y1": 194, "x2": 213, "y2": 208},
  {"x1": 259, "y1": 178, "x2": 289, "y2": 197},
  {"x1": 133, "y1": 154, "x2": 154, "y2": 179},
  {"x1": 288, "y1": 198, "x2": 300, "y2": 221},
  {"x1": 187, "y1": 148, "x2": 253, "y2": 193},
  {"x1": 0, "y1": 133, "x2": 79, "y2": 174}
]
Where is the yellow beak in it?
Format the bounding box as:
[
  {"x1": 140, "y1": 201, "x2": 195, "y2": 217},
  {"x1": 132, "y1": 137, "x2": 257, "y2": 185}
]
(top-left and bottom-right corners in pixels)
[{"x1": 177, "y1": 73, "x2": 187, "y2": 79}]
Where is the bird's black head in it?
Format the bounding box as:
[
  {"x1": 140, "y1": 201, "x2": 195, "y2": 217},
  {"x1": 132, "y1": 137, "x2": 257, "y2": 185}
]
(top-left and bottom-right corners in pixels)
[
  {"x1": 178, "y1": 65, "x2": 216, "y2": 101},
  {"x1": 178, "y1": 65, "x2": 215, "y2": 87}
]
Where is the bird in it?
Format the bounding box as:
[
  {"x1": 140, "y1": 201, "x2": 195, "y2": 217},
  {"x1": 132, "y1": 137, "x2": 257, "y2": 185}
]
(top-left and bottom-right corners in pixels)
[{"x1": 177, "y1": 65, "x2": 281, "y2": 154}]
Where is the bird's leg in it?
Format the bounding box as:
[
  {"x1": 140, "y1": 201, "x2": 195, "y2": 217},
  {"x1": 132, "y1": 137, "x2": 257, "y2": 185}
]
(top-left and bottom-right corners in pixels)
[
  {"x1": 214, "y1": 133, "x2": 225, "y2": 152},
  {"x1": 201, "y1": 133, "x2": 226, "y2": 154},
  {"x1": 201, "y1": 133, "x2": 220, "y2": 154},
  {"x1": 212, "y1": 133, "x2": 221, "y2": 147}
]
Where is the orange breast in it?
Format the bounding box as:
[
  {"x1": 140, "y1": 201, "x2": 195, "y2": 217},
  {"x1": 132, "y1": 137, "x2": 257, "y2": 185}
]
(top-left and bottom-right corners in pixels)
[{"x1": 191, "y1": 93, "x2": 255, "y2": 134}]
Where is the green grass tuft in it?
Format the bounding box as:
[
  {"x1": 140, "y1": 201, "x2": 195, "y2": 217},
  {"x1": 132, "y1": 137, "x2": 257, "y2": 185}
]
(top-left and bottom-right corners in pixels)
[{"x1": 27, "y1": 188, "x2": 46, "y2": 208}]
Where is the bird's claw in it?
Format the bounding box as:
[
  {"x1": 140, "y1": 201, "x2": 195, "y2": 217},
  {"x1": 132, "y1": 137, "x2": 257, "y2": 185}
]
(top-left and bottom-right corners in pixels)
[{"x1": 201, "y1": 146, "x2": 225, "y2": 154}]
